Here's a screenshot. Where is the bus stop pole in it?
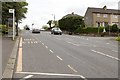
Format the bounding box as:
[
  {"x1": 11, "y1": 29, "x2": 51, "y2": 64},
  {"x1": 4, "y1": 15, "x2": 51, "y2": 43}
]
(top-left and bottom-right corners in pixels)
[{"x1": 13, "y1": 9, "x2": 15, "y2": 40}]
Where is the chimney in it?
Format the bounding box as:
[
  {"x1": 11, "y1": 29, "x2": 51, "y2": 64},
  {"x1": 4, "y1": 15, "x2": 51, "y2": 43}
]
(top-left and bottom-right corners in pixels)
[
  {"x1": 72, "y1": 12, "x2": 74, "y2": 15},
  {"x1": 103, "y1": 5, "x2": 107, "y2": 10}
]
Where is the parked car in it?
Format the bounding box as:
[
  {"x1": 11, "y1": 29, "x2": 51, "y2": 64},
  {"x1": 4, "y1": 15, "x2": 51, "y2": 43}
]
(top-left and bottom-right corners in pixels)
[
  {"x1": 51, "y1": 27, "x2": 62, "y2": 35},
  {"x1": 32, "y1": 29, "x2": 40, "y2": 33}
]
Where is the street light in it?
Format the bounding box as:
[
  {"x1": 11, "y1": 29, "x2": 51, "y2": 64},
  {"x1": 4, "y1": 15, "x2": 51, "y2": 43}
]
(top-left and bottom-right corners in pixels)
[
  {"x1": 52, "y1": 14, "x2": 56, "y2": 26},
  {"x1": 9, "y1": 9, "x2": 15, "y2": 40},
  {"x1": 52, "y1": 14, "x2": 55, "y2": 21}
]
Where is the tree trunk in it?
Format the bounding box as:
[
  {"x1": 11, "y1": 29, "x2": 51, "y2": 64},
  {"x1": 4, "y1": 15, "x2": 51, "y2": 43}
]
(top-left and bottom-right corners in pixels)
[{"x1": 16, "y1": 21, "x2": 18, "y2": 36}]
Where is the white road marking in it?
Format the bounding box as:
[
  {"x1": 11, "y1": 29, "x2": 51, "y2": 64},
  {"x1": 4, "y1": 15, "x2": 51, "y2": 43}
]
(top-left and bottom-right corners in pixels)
[
  {"x1": 72, "y1": 43, "x2": 79, "y2": 46},
  {"x1": 45, "y1": 46, "x2": 48, "y2": 48},
  {"x1": 49, "y1": 50, "x2": 54, "y2": 53},
  {"x1": 42, "y1": 42, "x2": 44, "y2": 45},
  {"x1": 67, "y1": 41, "x2": 79, "y2": 46},
  {"x1": 21, "y1": 75, "x2": 33, "y2": 79},
  {"x1": 40, "y1": 41, "x2": 41, "y2": 43},
  {"x1": 106, "y1": 43, "x2": 110, "y2": 44},
  {"x1": 57, "y1": 56, "x2": 63, "y2": 61},
  {"x1": 112, "y1": 50, "x2": 118, "y2": 53},
  {"x1": 31, "y1": 41, "x2": 33, "y2": 44},
  {"x1": 67, "y1": 65, "x2": 77, "y2": 73},
  {"x1": 91, "y1": 50, "x2": 120, "y2": 61},
  {"x1": 28, "y1": 41, "x2": 30, "y2": 44},
  {"x1": 16, "y1": 71, "x2": 84, "y2": 77}
]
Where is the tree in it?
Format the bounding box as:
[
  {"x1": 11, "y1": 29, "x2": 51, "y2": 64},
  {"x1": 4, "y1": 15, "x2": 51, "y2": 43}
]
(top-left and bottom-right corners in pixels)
[
  {"x1": 24, "y1": 25, "x2": 30, "y2": 30},
  {"x1": 42, "y1": 25, "x2": 48, "y2": 30},
  {"x1": 59, "y1": 14, "x2": 84, "y2": 33},
  {"x1": 47, "y1": 20, "x2": 52, "y2": 28},
  {"x1": 2, "y1": 2, "x2": 28, "y2": 36}
]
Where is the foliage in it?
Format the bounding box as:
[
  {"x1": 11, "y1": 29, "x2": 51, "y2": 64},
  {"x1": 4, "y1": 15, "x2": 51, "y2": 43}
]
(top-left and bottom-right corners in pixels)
[
  {"x1": 111, "y1": 24, "x2": 119, "y2": 32},
  {"x1": 59, "y1": 15, "x2": 84, "y2": 32},
  {"x1": 0, "y1": 25, "x2": 8, "y2": 34},
  {"x1": 116, "y1": 36, "x2": 120, "y2": 41},
  {"x1": 2, "y1": 2, "x2": 28, "y2": 35},
  {"x1": 74, "y1": 27, "x2": 104, "y2": 34},
  {"x1": 47, "y1": 20, "x2": 52, "y2": 28},
  {"x1": 105, "y1": 24, "x2": 118, "y2": 32},
  {"x1": 42, "y1": 25, "x2": 48, "y2": 30},
  {"x1": 24, "y1": 25, "x2": 30, "y2": 30}
]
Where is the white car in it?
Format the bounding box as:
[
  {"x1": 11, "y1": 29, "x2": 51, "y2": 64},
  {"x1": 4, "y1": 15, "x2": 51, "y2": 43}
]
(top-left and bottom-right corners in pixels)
[
  {"x1": 51, "y1": 27, "x2": 62, "y2": 35},
  {"x1": 32, "y1": 29, "x2": 40, "y2": 33}
]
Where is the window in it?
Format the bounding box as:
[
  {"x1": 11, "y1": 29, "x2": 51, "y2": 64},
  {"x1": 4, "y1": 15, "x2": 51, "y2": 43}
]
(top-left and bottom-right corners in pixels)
[
  {"x1": 113, "y1": 15, "x2": 118, "y2": 18},
  {"x1": 97, "y1": 13, "x2": 100, "y2": 17},
  {"x1": 103, "y1": 14, "x2": 108, "y2": 18}
]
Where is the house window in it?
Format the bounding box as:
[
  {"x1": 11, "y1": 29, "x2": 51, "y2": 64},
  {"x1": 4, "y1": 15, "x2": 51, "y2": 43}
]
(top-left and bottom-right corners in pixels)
[
  {"x1": 103, "y1": 14, "x2": 108, "y2": 18},
  {"x1": 97, "y1": 13, "x2": 100, "y2": 17},
  {"x1": 113, "y1": 15, "x2": 118, "y2": 18}
]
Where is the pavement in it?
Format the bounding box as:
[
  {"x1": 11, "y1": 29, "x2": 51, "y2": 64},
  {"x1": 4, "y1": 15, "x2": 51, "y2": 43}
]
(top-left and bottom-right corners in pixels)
[
  {"x1": 2, "y1": 35, "x2": 20, "y2": 79},
  {"x1": 12, "y1": 30, "x2": 119, "y2": 80}
]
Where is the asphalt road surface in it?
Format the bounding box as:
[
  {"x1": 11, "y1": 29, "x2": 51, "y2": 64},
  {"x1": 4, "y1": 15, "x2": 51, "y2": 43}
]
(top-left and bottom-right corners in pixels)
[{"x1": 13, "y1": 30, "x2": 119, "y2": 79}]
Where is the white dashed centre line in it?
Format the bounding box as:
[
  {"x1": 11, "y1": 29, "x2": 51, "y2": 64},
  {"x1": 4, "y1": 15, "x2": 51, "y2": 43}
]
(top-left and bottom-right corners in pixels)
[
  {"x1": 42, "y1": 43, "x2": 44, "y2": 45},
  {"x1": 67, "y1": 65, "x2": 77, "y2": 73},
  {"x1": 57, "y1": 56, "x2": 63, "y2": 61},
  {"x1": 45, "y1": 46, "x2": 48, "y2": 48},
  {"x1": 28, "y1": 41, "x2": 30, "y2": 44},
  {"x1": 91, "y1": 50, "x2": 120, "y2": 61},
  {"x1": 49, "y1": 50, "x2": 54, "y2": 53},
  {"x1": 106, "y1": 43, "x2": 110, "y2": 44}
]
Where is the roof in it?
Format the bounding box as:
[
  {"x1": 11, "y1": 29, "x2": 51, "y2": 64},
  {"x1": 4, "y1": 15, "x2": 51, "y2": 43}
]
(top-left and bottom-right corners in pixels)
[
  {"x1": 62, "y1": 12, "x2": 83, "y2": 19},
  {"x1": 85, "y1": 7, "x2": 120, "y2": 15}
]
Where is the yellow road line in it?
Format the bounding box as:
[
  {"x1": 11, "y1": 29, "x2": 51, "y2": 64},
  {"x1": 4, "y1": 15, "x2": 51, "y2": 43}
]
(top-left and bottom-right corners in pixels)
[
  {"x1": 16, "y1": 48, "x2": 22, "y2": 72},
  {"x1": 16, "y1": 37, "x2": 23, "y2": 72},
  {"x1": 19, "y1": 37, "x2": 22, "y2": 47}
]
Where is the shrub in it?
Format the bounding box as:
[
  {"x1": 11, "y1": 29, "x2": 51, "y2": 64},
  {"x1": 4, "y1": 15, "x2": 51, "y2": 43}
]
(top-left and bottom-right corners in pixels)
[
  {"x1": 0, "y1": 25, "x2": 8, "y2": 34},
  {"x1": 111, "y1": 24, "x2": 118, "y2": 32},
  {"x1": 105, "y1": 24, "x2": 118, "y2": 32},
  {"x1": 116, "y1": 36, "x2": 120, "y2": 41},
  {"x1": 74, "y1": 27, "x2": 104, "y2": 34}
]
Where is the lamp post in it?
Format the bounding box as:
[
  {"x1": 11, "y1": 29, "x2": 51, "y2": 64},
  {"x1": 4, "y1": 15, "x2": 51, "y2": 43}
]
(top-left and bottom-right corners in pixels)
[
  {"x1": 52, "y1": 14, "x2": 56, "y2": 26},
  {"x1": 9, "y1": 9, "x2": 15, "y2": 40}
]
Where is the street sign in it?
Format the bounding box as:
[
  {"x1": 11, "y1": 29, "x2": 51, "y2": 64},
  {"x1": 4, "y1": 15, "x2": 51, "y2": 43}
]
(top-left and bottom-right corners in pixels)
[{"x1": 9, "y1": 9, "x2": 14, "y2": 13}]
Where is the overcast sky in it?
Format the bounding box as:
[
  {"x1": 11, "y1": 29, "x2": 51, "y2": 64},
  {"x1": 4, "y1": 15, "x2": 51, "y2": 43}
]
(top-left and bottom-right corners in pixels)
[{"x1": 19, "y1": 0, "x2": 120, "y2": 29}]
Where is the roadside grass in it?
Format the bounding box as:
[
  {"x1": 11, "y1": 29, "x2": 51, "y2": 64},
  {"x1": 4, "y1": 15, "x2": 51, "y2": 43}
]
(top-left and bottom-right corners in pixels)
[{"x1": 115, "y1": 36, "x2": 120, "y2": 41}]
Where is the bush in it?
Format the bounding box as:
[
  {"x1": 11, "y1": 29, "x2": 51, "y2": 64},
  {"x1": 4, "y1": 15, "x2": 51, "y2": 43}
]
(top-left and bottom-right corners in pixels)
[
  {"x1": 0, "y1": 25, "x2": 8, "y2": 34},
  {"x1": 74, "y1": 27, "x2": 104, "y2": 34},
  {"x1": 105, "y1": 24, "x2": 118, "y2": 32},
  {"x1": 111, "y1": 24, "x2": 118, "y2": 32},
  {"x1": 116, "y1": 36, "x2": 120, "y2": 41}
]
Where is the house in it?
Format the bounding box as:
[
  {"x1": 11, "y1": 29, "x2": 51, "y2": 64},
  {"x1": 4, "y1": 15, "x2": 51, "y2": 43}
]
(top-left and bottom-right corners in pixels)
[{"x1": 84, "y1": 6, "x2": 120, "y2": 27}]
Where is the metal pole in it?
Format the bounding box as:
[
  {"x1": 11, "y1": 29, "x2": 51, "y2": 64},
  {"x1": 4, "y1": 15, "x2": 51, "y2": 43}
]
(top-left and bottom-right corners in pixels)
[
  {"x1": 109, "y1": 25, "x2": 110, "y2": 37},
  {"x1": 13, "y1": 10, "x2": 15, "y2": 40}
]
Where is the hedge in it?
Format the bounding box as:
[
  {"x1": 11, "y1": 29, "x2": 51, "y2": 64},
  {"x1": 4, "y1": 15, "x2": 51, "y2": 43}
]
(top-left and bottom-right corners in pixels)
[
  {"x1": 74, "y1": 27, "x2": 104, "y2": 34},
  {"x1": 0, "y1": 25, "x2": 8, "y2": 34}
]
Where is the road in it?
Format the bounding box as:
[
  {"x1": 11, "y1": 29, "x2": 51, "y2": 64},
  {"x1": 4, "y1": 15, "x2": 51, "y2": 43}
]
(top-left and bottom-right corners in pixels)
[{"x1": 13, "y1": 30, "x2": 119, "y2": 79}]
